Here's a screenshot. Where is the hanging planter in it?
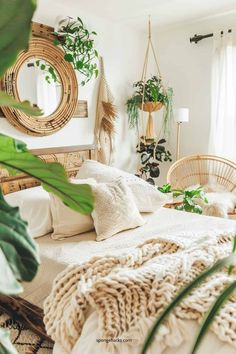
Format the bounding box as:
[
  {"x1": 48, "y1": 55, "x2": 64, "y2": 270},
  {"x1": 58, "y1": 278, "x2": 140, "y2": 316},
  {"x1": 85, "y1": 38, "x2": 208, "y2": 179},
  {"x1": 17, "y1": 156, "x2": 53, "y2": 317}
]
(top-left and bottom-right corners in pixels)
[
  {"x1": 53, "y1": 16, "x2": 99, "y2": 86},
  {"x1": 126, "y1": 20, "x2": 173, "y2": 139},
  {"x1": 138, "y1": 101, "x2": 163, "y2": 112}
]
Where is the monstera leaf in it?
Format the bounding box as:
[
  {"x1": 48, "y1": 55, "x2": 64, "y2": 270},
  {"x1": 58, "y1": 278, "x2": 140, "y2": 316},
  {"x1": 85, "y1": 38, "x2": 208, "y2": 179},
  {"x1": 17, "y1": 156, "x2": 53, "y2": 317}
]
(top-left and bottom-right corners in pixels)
[
  {"x1": 0, "y1": 134, "x2": 94, "y2": 214},
  {"x1": 0, "y1": 0, "x2": 42, "y2": 116},
  {"x1": 0, "y1": 190, "x2": 40, "y2": 295}
]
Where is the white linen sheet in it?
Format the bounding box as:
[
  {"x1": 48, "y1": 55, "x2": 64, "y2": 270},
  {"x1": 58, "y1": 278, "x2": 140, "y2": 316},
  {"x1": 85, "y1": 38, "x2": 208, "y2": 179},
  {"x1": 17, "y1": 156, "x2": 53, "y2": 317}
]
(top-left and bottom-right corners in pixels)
[{"x1": 22, "y1": 208, "x2": 236, "y2": 354}]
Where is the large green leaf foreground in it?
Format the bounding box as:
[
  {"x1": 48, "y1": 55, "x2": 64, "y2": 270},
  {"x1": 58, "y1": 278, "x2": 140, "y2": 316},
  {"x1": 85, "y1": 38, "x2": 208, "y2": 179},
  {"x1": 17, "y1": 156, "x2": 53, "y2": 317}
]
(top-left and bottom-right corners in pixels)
[
  {"x1": 0, "y1": 134, "x2": 94, "y2": 214},
  {"x1": 0, "y1": 0, "x2": 36, "y2": 78},
  {"x1": 0, "y1": 91, "x2": 42, "y2": 116},
  {"x1": 0, "y1": 189, "x2": 39, "y2": 295}
]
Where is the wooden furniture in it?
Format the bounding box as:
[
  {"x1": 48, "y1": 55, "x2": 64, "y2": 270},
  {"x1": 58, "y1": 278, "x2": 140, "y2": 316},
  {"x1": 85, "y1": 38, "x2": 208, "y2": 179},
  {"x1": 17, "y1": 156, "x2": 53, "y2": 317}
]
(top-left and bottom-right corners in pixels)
[
  {"x1": 0, "y1": 144, "x2": 96, "y2": 341},
  {"x1": 167, "y1": 154, "x2": 236, "y2": 216},
  {"x1": 167, "y1": 155, "x2": 236, "y2": 191},
  {"x1": 0, "y1": 22, "x2": 78, "y2": 136},
  {"x1": 0, "y1": 144, "x2": 96, "y2": 195}
]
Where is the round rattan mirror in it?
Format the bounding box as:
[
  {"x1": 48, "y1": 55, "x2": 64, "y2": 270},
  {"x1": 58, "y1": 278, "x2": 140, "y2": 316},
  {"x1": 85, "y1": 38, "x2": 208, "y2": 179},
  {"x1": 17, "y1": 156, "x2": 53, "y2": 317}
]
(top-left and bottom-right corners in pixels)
[{"x1": 1, "y1": 37, "x2": 78, "y2": 136}]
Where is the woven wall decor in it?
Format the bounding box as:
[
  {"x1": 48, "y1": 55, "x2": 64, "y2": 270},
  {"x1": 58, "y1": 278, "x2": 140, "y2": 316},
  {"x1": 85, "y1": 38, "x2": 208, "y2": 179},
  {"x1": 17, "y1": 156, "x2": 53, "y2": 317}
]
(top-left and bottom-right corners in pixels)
[{"x1": 0, "y1": 24, "x2": 78, "y2": 136}]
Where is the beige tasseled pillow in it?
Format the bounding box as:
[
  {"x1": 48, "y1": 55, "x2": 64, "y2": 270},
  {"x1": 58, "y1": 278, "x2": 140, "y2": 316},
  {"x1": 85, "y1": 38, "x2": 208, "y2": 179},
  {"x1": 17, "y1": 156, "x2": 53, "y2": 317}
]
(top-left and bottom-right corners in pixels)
[{"x1": 91, "y1": 179, "x2": 145, "y2": 241}]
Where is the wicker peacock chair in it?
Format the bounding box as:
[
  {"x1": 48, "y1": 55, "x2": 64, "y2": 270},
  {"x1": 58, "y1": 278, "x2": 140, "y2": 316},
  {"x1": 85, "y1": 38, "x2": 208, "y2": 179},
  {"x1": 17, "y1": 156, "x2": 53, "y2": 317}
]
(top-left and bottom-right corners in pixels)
[{"x1": 167, "y1": 155, "x2": 236, "y2": 192}]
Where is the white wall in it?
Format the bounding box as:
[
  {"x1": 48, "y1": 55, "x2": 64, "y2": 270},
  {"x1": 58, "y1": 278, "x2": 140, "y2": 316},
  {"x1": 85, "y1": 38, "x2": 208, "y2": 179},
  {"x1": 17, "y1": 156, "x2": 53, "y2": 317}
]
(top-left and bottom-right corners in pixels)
[
  {"x1": 152, "y1": 12, "x2": 236, "y2": 184},
  {"x1": 2, "y1": 3, "x2": 236, "y2": 183},
  {"x1": 0, "y1": 0, "x2": 144, "y2": 172}
]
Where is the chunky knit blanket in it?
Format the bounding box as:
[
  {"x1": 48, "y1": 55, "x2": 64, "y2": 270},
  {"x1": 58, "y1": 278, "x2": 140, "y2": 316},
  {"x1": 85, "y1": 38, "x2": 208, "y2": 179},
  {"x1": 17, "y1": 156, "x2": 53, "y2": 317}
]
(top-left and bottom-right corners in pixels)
[{"x1": 44, "y1": 232, "x2": 236, "y2": 352}]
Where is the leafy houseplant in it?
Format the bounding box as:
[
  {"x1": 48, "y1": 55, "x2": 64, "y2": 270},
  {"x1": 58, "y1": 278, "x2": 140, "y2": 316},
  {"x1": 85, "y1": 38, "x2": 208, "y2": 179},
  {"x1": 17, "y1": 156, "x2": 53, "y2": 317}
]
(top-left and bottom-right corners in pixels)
[
  {"x1": 127, "y1": 75, "x2": 173, "y2": 135},
  {"x1": 173, "y1": 186, "x2": 208, "y2": 214},
  {"x1": 158, "y1": 184, "x2": 208, "y2": 214},
  {"x1": 136, "y1": 139, "x2": 172, "y2": 185},
  {"x1": 53, "y1": 16, "x2": 99, "y2": 86}
]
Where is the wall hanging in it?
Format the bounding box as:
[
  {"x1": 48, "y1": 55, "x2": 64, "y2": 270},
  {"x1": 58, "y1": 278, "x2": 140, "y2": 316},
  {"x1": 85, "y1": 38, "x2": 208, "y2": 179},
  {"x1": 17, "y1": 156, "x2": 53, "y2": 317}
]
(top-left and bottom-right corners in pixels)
[
  {"x1": 94, "y1": 57, "x2": 117, "y2": 165},
  {"x1": 126, "y1": 18, "x2": 173, "y2": 184},
  {"x1": 0, "y1": 22, "x2": 78, "y2": 136}
]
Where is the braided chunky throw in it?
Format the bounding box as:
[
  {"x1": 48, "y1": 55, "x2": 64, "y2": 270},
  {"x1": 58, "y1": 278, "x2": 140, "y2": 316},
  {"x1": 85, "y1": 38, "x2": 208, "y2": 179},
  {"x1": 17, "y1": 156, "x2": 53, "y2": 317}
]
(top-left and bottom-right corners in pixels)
[{"x1": 44, "y1": 233, "x2": 236, "y2": 352}]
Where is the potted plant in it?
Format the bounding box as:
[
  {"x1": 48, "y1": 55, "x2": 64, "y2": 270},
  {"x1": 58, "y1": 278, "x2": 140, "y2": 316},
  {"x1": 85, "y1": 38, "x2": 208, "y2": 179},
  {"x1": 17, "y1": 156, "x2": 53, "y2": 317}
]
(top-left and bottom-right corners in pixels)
[
  {"x1": 127, "y1": 75, "x2": 173, "y2": 137},
  {"x1": 53, "y1": 16, "x2": 99, "y2": 86},
  {"x1": 136, "y1": 139, "x2": 172, "y2": 185}
]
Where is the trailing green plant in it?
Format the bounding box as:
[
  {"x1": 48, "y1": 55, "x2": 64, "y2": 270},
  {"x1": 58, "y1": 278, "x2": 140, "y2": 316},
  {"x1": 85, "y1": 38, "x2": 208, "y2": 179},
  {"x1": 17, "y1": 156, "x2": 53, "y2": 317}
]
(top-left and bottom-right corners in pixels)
[
  {"x1": 136, "y1": 139, "x2": 172, "y2": 185},
  {"x1": 53, "y1": 16, "x2": 99, "y2": 86},
  {"x1": 0, "y1": 2, "x2": 94, "y2": 352},
  {"x1": 141, "y1": 236, "x2": 236, "y2": 354},
  {"x1": 35, "y1": 59, "x2": 60, "y2": 84},
  {"x1": 126, "y1": 75, "x2": 173, "y2": 135}
]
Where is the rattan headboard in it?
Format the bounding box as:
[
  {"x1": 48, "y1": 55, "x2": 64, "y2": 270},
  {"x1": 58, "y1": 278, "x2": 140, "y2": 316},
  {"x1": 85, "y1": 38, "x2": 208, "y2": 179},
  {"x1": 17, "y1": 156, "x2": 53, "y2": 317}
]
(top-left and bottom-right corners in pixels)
[{"x1": 0, "y1": 144, "x2": 96, "y2": 194}]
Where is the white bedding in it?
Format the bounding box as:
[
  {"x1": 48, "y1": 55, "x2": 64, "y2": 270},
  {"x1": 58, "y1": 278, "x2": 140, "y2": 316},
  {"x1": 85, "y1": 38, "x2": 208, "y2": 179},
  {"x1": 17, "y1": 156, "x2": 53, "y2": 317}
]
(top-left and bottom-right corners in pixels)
[{"x1": 22, "y1": 208, "x2": 236, "y2": 354}]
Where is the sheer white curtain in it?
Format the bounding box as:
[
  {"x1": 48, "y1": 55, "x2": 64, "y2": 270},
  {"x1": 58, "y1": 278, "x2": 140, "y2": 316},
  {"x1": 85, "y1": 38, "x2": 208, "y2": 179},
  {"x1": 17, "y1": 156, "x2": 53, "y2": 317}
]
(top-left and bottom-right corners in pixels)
[{"x1": 209, "y1": 31, "x2": 236, "y2": 162}]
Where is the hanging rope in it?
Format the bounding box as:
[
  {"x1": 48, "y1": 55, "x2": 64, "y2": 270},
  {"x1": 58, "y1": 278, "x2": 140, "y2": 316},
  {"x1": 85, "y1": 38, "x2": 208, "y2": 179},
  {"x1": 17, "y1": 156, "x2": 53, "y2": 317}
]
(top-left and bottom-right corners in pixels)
[{"x1": 139, "y1": 16, "x2": 167, "y2": 159}]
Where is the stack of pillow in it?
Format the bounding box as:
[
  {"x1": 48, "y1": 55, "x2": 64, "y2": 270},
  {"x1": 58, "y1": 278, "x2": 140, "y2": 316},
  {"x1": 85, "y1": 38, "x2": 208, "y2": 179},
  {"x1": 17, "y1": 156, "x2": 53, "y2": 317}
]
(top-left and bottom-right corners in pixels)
[{"x1": 5, "y1": 160, "x2": 169, "y2": 241}]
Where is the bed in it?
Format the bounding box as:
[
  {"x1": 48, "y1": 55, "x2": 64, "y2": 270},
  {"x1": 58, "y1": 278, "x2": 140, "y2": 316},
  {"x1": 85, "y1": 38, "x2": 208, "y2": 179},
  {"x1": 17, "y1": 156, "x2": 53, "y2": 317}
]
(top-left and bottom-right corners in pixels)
[
  {"x1": 1, "y1": 145, "x2": 236, "y2": 354},
  {"x1": 22, "y1": 209, "x2": 236, "y2": 354}
]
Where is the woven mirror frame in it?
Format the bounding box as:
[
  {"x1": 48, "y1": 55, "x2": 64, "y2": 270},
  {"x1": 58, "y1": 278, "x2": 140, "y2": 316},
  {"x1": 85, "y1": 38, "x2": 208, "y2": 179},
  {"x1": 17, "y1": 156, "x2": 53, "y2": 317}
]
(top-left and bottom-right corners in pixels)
[{"x1": 0, "y1": 26, "x2": 78, "y2": 136}]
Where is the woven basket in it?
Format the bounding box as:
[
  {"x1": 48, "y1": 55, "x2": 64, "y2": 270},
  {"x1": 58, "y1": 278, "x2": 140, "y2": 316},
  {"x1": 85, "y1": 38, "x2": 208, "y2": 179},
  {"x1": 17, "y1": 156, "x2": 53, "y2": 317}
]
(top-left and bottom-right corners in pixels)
[{"x1": 139, "y1": 101, "x2": 163, "y2": 113}]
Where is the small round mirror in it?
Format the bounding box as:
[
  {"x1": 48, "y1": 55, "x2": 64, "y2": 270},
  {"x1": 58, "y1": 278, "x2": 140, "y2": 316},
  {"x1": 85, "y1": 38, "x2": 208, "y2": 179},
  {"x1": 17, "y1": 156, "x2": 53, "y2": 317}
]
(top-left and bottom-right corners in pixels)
[{"x1": 17, "y1": 58, "x2": 62, "y2": 117}]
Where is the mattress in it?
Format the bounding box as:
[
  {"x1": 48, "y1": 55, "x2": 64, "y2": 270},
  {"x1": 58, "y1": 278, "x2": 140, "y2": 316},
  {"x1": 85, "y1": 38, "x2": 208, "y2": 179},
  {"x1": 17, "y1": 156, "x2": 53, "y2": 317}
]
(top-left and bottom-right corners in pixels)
[{"x1": 22, "y1": 208, "x2": 236, "y2": 308}]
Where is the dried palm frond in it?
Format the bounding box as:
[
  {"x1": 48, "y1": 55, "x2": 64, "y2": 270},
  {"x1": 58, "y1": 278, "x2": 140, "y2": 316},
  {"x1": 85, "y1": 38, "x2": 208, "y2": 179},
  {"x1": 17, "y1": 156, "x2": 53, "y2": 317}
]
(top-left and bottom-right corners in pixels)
[{"x1": 101, "y1": 101, "x2": 117, "y2": 135}]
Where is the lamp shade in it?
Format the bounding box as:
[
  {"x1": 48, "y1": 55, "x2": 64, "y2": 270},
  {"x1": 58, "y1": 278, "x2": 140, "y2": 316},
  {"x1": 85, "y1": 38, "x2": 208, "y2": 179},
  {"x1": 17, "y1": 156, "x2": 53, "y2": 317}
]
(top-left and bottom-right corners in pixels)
[{"x1": 174, "y1": 108, "x2": 189, "y2": 123}]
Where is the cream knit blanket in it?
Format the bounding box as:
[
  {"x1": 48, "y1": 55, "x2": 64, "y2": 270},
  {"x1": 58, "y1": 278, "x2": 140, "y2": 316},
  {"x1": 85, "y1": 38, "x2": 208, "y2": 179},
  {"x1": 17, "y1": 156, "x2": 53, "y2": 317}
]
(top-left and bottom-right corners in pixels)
[{"x1": 44, "y1": 232, "x2": 236, "y2": 352}]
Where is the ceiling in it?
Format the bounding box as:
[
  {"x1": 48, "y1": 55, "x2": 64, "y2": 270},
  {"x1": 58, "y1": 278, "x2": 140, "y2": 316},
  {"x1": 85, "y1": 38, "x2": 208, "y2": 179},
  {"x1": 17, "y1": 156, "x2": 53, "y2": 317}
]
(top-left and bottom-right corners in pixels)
[{"x1": 56, "y1": 0, "x2": 236, "y2": 29}]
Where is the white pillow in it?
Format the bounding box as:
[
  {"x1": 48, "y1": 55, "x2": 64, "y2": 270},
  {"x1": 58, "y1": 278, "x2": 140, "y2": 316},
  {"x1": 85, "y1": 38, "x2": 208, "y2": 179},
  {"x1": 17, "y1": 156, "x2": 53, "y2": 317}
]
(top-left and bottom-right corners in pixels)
[
  {"x1": 5, "y1": 186, "x2": 52, "y2": 238},
  {"x1": 50, "y1": 178, "x2": 96, "y2": 240},
  {"x1": 77, "y1": 160, "x2": 168, "y2": 212},
  {"x1": 91, "y1": 179, "x2": 145, "y2": 241}
]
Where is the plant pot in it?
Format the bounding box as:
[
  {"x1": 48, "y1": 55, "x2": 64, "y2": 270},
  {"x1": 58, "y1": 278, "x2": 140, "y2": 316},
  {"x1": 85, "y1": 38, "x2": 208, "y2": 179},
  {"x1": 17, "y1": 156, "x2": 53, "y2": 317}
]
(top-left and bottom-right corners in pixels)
[{"x1": 139, "y1": 101, "x2": 163, "y2": 113}]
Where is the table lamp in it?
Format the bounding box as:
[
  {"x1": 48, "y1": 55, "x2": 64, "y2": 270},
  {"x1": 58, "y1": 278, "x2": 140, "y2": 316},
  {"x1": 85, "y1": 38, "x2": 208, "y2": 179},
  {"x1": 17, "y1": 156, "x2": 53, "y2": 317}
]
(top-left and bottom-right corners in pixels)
[{"x1": 174, "y1": 108, "x2": 189, "y2": 160}]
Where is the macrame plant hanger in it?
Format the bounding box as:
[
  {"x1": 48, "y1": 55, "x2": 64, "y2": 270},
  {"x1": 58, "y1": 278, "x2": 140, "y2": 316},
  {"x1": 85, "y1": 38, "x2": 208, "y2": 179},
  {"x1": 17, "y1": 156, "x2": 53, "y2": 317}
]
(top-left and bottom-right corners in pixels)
[{"x1": 140, "y1": 17, "x2": 166, "y2": 150}]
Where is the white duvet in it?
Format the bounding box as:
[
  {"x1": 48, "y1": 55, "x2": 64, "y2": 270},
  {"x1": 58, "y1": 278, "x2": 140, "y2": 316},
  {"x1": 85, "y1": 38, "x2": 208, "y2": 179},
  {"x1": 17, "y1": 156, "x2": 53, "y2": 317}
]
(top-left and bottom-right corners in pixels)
[{"x1": 37, "y1": 208, "x2": 236, "y2": 354}]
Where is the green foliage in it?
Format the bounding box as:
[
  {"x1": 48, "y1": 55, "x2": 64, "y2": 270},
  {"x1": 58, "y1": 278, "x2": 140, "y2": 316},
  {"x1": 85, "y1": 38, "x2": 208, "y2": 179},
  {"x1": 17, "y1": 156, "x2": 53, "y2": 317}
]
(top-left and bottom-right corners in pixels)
[
  {"x1": 0, "y1": 91, "x2": 42, "y2": 116},
  {"x1": 157, "y1": 183, "x2": 172, "y2": 193},
  {"x1": 53, "y1": 16, "x2": 99, "y2": 86},
  {"x1": 0, "y1": 0, "x2": 36, "y2": 78},
  {"x1": 126, "y1": 76, "x2": 173, "y2": 135},
  {"x1": 0, "y1": 0, "x2": 42, "y2": 116},
  {"x1": 173, "y1": 186, "x2": 208, "y2": 214},
  {"x1": 136, "y1": 139, "x2": 172, "y2": 184},
  {"x1": 0, "y1": 134, "x2": 94, "y2": 214},
  {"x1": 35, "y1": 59, "x2": 61, "y2": 84},
  {"x1": 0, "y1": 189, "x2": 40, "y2": 295},
  {"x1": 141, "y1": 250, "x2": 236, "y2": 354}
]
